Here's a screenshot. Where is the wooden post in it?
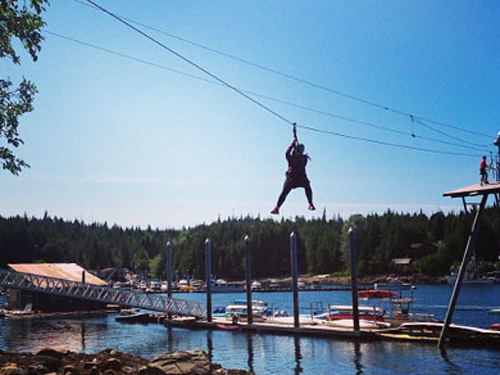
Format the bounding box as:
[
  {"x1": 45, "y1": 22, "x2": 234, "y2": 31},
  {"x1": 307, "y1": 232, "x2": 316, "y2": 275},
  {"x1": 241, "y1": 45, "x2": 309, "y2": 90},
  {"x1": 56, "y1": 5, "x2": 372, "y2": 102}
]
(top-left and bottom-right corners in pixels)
[
  {"x1": 439, "y1": 193, "x2": 488, "y2": 348},
  {"x1": 205, "y1": 238, "x2": 212, "y2": 322},
  {"x1": 349, "y1": 228, "x2": 360, "y2": 332},
  {"x1": 166, "y1": 241, "x2": 173, "y2": 300},
  {"x1": 290, "y1": 231, "x2": 300, "y2": 328},
  {"x1": 245, "y1": 235, "x2": 253, "y2": 325}
]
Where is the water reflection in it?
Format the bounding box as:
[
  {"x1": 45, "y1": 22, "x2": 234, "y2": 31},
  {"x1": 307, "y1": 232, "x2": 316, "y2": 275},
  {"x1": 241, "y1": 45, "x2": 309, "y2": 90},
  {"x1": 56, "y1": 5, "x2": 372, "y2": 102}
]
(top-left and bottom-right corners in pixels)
[
  {"x1": 352, "y1": 342, "x2": 363, "y2": 375},
  {"x1": 1, "y1": 318, "x2": 99, "y2": 353},
  {"x1": 246, "y1": 333, "x2": 254, "y2": 375},
  {"x1": 2, "y1": 315, "x2": 500, "y2": 375},
  {"x1": 293, "y1": 336, "x2": 303, "y2": 374},
  {"x1": 206, "y1": 330, "x2": 214, "y2": 371},
  {"x1": 81, "y1": 322, "x2": 86, "y2": 351},
  {"x1": 165, "y1": 326, "x2": 174, "y2": 352},
  {"x1": 439, "y1": 348, "x2": 462, "y2": 375}
]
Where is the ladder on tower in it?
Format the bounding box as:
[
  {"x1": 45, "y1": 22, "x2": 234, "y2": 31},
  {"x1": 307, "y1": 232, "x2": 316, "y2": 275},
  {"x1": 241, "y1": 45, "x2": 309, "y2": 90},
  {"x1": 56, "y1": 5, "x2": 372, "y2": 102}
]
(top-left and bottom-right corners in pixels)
[{"x1": 0, "y1": 269, "x2": 205, "y2": 318}]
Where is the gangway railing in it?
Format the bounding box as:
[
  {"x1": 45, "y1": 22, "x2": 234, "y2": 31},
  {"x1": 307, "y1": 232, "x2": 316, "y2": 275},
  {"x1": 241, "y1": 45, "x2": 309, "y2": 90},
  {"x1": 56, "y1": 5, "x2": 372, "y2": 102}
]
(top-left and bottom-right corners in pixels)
[{"x1": 0, "y1": 269, "x2": 205, "y2": 318}]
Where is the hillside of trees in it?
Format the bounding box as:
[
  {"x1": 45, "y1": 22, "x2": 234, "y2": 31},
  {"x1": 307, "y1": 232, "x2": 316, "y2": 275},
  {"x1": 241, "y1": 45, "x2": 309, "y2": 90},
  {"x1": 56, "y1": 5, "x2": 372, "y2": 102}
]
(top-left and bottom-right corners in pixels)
[{"x1": 1, "y1": 209, "x2": 499, "y2": 280}]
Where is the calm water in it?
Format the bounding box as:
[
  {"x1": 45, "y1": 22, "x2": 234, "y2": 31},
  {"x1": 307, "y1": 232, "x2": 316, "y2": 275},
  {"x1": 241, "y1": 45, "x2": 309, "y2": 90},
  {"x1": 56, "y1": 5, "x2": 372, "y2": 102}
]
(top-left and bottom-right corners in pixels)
[{"x1": 1, "y1": 284, "x2": 500, "y2": 374}]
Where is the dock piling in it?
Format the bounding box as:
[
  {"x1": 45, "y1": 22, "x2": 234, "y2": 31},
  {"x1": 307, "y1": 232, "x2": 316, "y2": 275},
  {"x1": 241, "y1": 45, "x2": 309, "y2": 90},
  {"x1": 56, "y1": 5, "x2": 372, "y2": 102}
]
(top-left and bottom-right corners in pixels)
[
  {"x1": 290, "y1": 231, "x2": 300, "y2": 328},
  {"x1": 166, "y1": 241, "x2": 173, "y2": 320},
  {"x1": 205, "y1": 238, "x2": 212, "y2": 322},
  {"x1": 245, "y1": 235, "x2": 253, "y2": 325},
  {"x1": 166, "y1": 242, "x2": 173, "y2": 300},
  {"x1": 349, "y1": 228, "x2": 360, "y2": 332}
]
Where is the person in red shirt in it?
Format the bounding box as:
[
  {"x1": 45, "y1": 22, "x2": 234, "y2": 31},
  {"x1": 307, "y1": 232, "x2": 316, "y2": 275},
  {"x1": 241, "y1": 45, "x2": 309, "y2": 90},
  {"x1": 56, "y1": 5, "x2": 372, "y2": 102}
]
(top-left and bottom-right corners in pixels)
[
  {"x1": 271, "y1": 135, "x2": 315, "y2": 215},
  {"x1": 479, "y1": 156, "x2": 489, "y2": 185}
]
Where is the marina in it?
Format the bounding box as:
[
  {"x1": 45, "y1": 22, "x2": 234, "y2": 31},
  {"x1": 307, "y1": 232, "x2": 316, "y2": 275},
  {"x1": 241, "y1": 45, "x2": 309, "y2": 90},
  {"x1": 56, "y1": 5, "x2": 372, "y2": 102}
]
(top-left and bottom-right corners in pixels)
[{"x1": 1, "y1": 285, "x2": 499, "y2": 375}]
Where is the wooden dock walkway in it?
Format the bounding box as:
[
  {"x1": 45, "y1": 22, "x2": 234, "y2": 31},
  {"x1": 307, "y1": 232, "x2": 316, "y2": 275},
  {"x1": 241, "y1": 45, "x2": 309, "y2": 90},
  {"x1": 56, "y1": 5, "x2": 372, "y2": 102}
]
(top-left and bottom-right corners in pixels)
[{"x1": 162, "y1": 316, "x2": 379, "y2": 342}]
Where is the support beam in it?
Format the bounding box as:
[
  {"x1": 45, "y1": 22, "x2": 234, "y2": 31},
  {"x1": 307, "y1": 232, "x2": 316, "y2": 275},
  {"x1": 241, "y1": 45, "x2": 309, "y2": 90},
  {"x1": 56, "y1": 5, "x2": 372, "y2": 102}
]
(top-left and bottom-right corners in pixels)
[
  {"x1": 461, "y1": 197, "x2": 468, "y2": 214},
  {"x1": 438, "y1": 193, "x2": 489, "y2": 348}
]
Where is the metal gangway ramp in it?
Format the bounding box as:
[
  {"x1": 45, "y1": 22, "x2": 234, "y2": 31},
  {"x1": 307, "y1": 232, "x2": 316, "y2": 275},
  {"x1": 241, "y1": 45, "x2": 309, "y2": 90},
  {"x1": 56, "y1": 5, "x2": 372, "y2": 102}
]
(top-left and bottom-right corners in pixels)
[{"x1": 0, "y1": 269, "x2": 205, "y2": 318}]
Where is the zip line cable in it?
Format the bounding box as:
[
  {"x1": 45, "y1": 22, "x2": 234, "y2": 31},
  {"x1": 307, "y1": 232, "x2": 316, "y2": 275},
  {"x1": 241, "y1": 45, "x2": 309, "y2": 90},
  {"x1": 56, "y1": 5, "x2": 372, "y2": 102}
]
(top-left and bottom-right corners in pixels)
[
  {"x1": 414, "y1": 118, "x2": 488, "y2": 148},
  {"x1": 83, "y1": 0, "x2": 294, "y2": 127},
  {"x1": 44, "y1": 29, "x2": 489, "y2": 158},
  {"x1": 297, "y1": 124, "x2": 483, "y2": 157},
  {"x1": 70, "y1": 0, "x2": 493, "y2": 141},
  {"x1": 44, "y1": 30, "x2": 489, "y2": 155},
  {"x1": 44, "y1": 31, "x2": 216, "y2": 86}
]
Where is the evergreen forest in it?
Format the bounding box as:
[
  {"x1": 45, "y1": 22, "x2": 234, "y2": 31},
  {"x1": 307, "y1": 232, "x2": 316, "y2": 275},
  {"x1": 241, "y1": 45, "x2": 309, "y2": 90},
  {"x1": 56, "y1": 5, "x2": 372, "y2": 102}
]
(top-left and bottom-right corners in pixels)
[{"x1": 1, "y1": 208, "x2": 499, "y2": 281}]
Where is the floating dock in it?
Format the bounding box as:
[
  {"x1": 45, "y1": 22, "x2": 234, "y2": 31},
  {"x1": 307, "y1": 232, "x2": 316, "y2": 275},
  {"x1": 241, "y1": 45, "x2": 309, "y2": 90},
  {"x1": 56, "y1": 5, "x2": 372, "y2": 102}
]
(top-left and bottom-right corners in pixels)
[
  {"x1": 163, "y1": 316, "x2": 378, "y2": 342},
  {"x1": 159, "y1": 316, "x2": 500, "y2": 348}
]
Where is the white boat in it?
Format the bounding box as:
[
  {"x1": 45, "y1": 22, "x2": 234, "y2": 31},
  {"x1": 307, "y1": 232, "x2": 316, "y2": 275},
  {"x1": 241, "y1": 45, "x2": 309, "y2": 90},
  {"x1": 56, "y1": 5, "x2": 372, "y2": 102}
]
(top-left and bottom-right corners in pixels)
[
  {"x1": 445, "y1": 253, "x2": 494, "y2": 285},
  {"x1": 211, "y1": 279, "x2": 244, "y2": 293},
  {"x1": 327, "y1": 304, "x2": 385, "y2": 318},
  {"x1": 488, "y1": 308, "x2": 500, "y2": 316},
  {"x1": 387, "y1": 297, "x2": 435, "y2": 324},
  {"x1": 321, "y1": 318, "x2": 390, "y2": 329},
  {"x1": 374, "y1": 278, "x2": 413, "y2": 291},
  {"x1": 270, "y1": 315, "x2": 318, "y2": 325},
  {"x1": 251, "y1": 281, "x2": 262, "y2": 291},
  {"x1": 215, "y1": 299, "x2": 269, "y2": 319},
  {"x1": 444, "y1": 270, "x2": 494, "y2": 285}
]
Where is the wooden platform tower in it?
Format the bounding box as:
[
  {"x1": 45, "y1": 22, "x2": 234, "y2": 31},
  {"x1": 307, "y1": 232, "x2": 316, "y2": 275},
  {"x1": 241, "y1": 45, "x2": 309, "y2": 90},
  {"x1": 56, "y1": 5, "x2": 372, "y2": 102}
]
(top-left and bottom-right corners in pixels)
[{"x1": 439, "y1": 182, "x2": 500, "y2": 348}]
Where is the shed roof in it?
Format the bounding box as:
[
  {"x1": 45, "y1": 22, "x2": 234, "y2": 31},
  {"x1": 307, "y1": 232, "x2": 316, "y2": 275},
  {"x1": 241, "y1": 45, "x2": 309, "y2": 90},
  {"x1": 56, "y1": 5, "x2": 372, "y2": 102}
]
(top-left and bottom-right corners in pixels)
[{"x1": 8, "y1": 263, "x2": 107, "y2": 286}]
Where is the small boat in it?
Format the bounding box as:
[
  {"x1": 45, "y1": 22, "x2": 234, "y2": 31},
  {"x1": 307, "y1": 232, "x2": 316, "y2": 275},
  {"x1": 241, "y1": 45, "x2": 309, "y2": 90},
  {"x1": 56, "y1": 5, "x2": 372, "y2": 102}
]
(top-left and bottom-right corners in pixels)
[
  {"x1": 251, "y1": 281, "x2": 262, "y2": 291},
  {"x1": 210, "y1": 279, "x2": 244, "y2": 293},
  {"x1": 4, "y1": 303, "x2": 33, "y2": 318},
  {"x1": 490, "y1": 323, "x2": 500, "y2": 331},
  {"x1": 374, "y1": 278, "x2": 413, "y2": 291},
  {"x1": 378, "y1": 322, "x2": 500, "y2": 345},
  {"x1": 445, "y1": 254, "x2": 494, "y2": 285},
  {"x1": 321, "y1": 318, "x2": 390, "y2": 329},
  {"x1": 489, "y1": 308, "x2": 500, "y2": 331},
  {"x1": 115, "y1": 311, "x2": 153, "y2": 324},
  {"x1": 358, "y1": 289, "x2": 397, "y2": 299},
  {"x1": 269, "y1": 310, "x2": 319, "y2": 325},
  {"x1": 488, "y1": 308, "x2": 500, "y2": 316},
  {"x1": 214, "y1": 299, "x2": 269, "y2": 320},
  {"x1": 326, "y1": 304, "x2": 385, "y2": 320},
  {"x1": 216, "y1": 323, "x2": 241, "y2": 331}
]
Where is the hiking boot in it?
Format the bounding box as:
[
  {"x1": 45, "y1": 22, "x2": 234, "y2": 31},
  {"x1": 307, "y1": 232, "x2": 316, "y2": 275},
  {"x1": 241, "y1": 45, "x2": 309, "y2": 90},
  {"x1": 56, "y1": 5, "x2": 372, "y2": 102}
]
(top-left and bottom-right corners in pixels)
[
  {"x1": 308, "y1": 204, "x2": 316, "y2": 211},
  {"x1": 271, "y1": 207, "x2": 279, "y2": 215}
]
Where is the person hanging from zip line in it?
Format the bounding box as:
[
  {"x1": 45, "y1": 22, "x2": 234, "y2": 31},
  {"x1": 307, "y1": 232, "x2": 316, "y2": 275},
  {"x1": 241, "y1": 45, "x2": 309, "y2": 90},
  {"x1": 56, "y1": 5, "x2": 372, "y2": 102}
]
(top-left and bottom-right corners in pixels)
[{"x1": 271, "y1": 124, "x2": 315, "y2": 215}]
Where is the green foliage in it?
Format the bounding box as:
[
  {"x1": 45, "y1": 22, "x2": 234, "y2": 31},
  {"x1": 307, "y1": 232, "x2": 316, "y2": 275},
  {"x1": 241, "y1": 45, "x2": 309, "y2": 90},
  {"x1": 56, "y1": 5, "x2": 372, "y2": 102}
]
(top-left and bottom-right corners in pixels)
[
  {"x1": 0, "y1": 208, "x2": 499, "y2": 280},
  {"x1": 0, "y1": 0, "x2": 49, "y2": 174}
]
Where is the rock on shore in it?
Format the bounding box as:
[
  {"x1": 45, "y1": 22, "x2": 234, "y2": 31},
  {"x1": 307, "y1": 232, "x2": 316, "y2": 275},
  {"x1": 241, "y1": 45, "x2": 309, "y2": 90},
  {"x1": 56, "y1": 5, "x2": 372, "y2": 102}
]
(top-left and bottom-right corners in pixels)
[{"x1": 0, "y1": 348, "x2": 248, "y2": 375}]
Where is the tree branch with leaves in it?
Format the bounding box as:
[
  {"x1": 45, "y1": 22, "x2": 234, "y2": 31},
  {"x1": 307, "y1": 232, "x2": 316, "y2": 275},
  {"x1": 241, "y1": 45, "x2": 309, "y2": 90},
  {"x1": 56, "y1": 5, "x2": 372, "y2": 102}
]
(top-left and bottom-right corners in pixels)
[{"x1": 0, "y1": 0, "x2": 49, "y2": 175}]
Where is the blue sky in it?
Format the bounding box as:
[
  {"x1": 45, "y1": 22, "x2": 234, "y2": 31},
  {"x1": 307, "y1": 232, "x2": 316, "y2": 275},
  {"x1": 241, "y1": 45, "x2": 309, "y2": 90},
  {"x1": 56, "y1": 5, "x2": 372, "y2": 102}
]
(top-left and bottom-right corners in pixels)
[{"x1": 2, "y1": 0, "x2": 499, "y2": 229}]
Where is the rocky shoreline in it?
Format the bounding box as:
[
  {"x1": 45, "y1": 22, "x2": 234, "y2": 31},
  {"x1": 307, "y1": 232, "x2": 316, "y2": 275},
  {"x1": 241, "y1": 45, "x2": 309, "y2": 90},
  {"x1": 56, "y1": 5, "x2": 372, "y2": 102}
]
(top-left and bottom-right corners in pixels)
[
  {"x1": 291, "y1": 273, "x2": 444, "y2": 285},
  {"x1": 0, "y1": 348, "x2": 248, "y2": 375}
]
